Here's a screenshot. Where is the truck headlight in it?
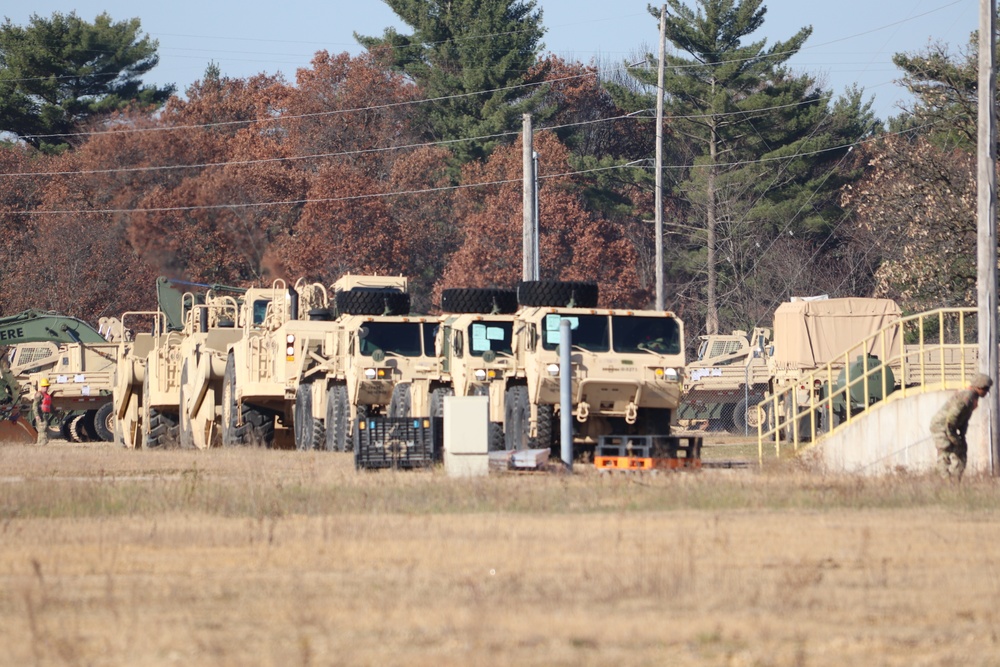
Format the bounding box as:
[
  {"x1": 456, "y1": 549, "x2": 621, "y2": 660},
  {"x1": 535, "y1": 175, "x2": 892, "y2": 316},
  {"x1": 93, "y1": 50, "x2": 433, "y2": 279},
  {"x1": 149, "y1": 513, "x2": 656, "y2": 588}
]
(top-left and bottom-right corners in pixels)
[
  {"x1": 546, "y1": 363, "x2": 560, "y2": 377},
  {"x1": 286, "y1": 334, "x2": 295, "y2": 344},
  {"x1": 664, "y1": 368, "x2": 679, "y2": 381},
  {"x1": 364, "y1": 368, "x2": 377, "y2": 380},
  {"x1": 474, "y1": 369, "x2": 487, "y2": 381}
]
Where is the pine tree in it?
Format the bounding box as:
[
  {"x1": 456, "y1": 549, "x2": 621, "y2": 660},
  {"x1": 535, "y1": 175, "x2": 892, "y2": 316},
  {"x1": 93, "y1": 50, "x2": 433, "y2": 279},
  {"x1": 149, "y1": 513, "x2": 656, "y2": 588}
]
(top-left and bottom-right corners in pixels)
[
  {"x1": 356, "y1": 0, "x2": 547, "y2": 163},
  {"x1": 0, "y1": 12, "x2": 174, "y2": 153},
  {"x1": 615, "y1": 1, "x2": 873, "y2": 334}
]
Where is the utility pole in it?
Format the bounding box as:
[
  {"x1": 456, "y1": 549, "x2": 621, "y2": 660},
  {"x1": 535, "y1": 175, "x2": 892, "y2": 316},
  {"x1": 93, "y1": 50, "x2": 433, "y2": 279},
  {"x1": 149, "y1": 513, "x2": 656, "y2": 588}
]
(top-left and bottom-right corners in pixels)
[
  {"x1": 522, "y1": 114, "x2": 536, "y2": 281},
  {"x1": 977, "y1": 0, "x2": 998, "y2": 473},
  {"x1": 533, "y1": 150, "x2": 540, "y2": 280},
  {"x1": 655, "y1": 4, "x2": 666, "y2": 311}
]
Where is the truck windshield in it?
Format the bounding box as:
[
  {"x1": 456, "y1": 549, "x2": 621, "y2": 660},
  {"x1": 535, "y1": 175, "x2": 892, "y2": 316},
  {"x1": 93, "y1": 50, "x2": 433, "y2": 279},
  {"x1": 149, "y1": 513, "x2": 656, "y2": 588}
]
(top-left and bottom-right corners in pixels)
[
  {"x1": 541, "y1": 314, "x2": 609, "y2": 352},
  {"x1": 468, "y1": 321, "x2": 513, "y2": 357},
  {"x1": 612, "y1": 316, "x2": 681, "y2": 355},
  {"x1": 252, "y1": 299, "x2": 271, "y2": 326},
  {"x1": 359, "y1": 321, "x2": 423, "y2": 357},
  {"x1": 422, "y1": 322, "x2": 438, "y2": 357}
]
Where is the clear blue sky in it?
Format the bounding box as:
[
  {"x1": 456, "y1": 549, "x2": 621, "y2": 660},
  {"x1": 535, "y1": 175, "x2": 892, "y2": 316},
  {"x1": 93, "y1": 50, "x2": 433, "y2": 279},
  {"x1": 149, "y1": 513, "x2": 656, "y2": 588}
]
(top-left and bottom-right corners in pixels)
[{"x1": 4, "y1": 0, "x2": 978, "y2": 120}]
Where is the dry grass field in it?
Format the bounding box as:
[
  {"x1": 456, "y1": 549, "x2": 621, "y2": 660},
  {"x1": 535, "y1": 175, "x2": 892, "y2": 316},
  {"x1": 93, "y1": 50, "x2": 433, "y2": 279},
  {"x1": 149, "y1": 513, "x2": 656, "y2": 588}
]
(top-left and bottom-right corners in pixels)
[{"x1": 1, "y1": 440, "x2": 998, "y2": 667}]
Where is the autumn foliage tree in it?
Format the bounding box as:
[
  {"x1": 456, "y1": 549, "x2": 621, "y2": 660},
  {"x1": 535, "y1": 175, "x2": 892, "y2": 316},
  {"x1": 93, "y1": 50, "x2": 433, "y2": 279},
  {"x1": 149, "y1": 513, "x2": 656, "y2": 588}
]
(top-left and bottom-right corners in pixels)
[
  {"x1": 438, "y1": 132, "x2": 643, "y2": 307},
  {"x1": 841, "y1": 135, "x2": 977, "y2": 312}
]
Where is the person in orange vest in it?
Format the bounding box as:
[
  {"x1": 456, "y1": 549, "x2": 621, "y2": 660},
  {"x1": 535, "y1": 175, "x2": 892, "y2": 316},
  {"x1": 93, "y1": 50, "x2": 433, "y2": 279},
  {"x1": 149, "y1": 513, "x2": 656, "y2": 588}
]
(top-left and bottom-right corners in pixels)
[{"x1": 31, "y1": 378, "x2": 57, "y2": 445}]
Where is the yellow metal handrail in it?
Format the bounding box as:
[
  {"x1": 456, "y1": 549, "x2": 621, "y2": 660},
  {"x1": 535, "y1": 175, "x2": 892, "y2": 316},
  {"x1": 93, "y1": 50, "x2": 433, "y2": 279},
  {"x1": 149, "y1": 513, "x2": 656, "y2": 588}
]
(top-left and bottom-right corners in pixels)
[{"x1": 756, "y1": 307, "x2": 978, "y2": 465}]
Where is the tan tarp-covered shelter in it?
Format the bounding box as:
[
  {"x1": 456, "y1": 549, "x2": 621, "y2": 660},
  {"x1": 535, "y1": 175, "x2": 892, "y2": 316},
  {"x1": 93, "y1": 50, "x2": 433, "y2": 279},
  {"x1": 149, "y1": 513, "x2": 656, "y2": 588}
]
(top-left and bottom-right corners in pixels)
[{"x1": 771, "y1": 298, "x2": 902, "y2": 372}]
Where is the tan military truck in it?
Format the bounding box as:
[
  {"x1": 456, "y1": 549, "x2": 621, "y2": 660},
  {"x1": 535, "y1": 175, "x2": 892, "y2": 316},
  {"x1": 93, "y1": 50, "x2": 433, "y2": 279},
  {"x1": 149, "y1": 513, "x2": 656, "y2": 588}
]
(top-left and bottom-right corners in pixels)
[
  {"x1": 764, "y1": 296, "x2": 903, "y2": 435},
  {"x1": 436, "y1": 288, "x2": 520, "y2": 450},
  {"x1": 292, "y1": 274, "x2": 435, "y2": 452},
  {"x1": 218, "y1": 275, "x2": 416, "y2": 451},
  {"x1": 678, "y1": 327, "x2": 772, "y2": 434},
  {"x1": 506, "y1": 281, "x2": 688, "y2": 455},
  {"x1": 114, "y1": 278, "x2": 246, "y2": 449},
  {"x1": 176, "y1": 294, "x2": 246, "y2": 449},
  {"x1": 2, "y1": 309, "x2": 123, "y2": 442}
]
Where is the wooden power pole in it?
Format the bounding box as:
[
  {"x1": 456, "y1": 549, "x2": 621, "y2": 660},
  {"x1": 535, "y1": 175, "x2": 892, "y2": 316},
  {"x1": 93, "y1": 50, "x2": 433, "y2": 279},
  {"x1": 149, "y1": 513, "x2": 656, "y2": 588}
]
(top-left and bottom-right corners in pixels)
[
  {"x1": 655, "y1": 5, "x2": 666, "y2": 311},
  {"x1": 522, "y1": 114, "x2": 536, "y2": 282},
  {"x1": 977, "y1": 0, "x2": 998, "y2": 473}
]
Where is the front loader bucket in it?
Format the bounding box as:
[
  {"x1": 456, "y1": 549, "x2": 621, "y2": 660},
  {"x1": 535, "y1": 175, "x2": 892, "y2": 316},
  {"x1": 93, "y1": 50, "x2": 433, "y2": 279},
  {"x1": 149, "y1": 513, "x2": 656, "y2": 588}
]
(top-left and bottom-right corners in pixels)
[{"x1": 0, "y1": 415, "x2": 38, "y2": 444}]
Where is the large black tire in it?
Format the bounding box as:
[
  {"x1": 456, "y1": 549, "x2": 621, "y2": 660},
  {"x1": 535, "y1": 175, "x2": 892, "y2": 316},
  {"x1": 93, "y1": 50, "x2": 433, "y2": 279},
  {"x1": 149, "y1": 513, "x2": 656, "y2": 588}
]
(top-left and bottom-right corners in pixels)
[
  {"x1": 80, "y1": 410, "x2": 99, "y2": 441},
  {"x1": 487, "y1": 422, "x2": 505, "y2": 452},
  {"x1": 221, "y1": 354, "x2": 274, "y2": 447},
  {"x1": 325, "y1": 383, "x2": 350, "y2": 452},
  {"x1": 145, "y1": 409, "x2": 179, "y2": 449},
  {"x1": 516, "y1": 280, "x2": 598, "y2": 308},
  {"x1": 388, "y1": 383, "x2": 412, "y2": 419},
  {"x1": 294, "y1": 382, "x2": 325, "y2": 451},
  {"x1": 535, "y1": 404, "x2": 557, "y2": 453},
  {"x1": 440, "y1": 288, "x2": 517, "y2": 314},
  {"x1": 142, "y1": 369, "x2": 179, "y2": 449},
  {"x1": 335, "y1": 289, "x2": 410, "y2": 316},
  {"x1": 430, "y1": 386, "x2": 453, "y2": 418},
  {"x1": 730, "y1": 397, "x2": 757, "y2": 435},
  {"x1": 60, "y1": 413, "x2": 74, "y2": 441},
  {"x1": 69, "y1": 414, "x2": 87, "y2": 442},
  {"x1": 241, "y1": 402, "x2": 275, "y2": 448},
  {"x1": 94, "y1": 402, "x2": 115, "y2": 442},
  {"x1": 503, "y1": 385, "x2": 531, "y2": 451}
]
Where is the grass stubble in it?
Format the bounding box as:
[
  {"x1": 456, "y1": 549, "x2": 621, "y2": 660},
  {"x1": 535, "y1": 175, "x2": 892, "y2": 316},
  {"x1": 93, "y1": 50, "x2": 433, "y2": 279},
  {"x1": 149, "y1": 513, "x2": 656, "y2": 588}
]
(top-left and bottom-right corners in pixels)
[{"x1": 0, "y1": 441, "x2": 998, "y2": 666}]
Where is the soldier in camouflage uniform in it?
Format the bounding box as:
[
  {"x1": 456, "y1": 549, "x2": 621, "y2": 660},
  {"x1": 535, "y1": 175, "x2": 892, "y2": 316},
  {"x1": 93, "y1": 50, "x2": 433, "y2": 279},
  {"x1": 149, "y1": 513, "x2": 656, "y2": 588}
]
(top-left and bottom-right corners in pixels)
[{"x1": 929, "y1": 373, "x2": 993, "y2": 480}]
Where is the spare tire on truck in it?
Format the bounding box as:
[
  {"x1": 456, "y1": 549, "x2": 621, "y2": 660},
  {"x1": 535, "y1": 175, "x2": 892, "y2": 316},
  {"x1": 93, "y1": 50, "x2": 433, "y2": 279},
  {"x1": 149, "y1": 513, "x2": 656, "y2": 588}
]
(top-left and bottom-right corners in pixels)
[
  {"x1": 516, "y1": 280, "x2": 598, "y2": 308},
  {"x1": 440, "y1": 288, "x2": 517, "y2": 314},
  {"x1": 335, "y1": 289, "x2": 410, "y2": 316}
]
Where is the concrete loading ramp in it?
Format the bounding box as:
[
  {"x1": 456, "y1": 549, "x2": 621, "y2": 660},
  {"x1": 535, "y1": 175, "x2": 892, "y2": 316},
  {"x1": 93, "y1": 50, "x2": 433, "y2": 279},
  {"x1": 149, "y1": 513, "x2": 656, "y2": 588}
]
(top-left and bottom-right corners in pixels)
[{"x1": 802, "y1": 389, "x2": 992, "y2": 476}]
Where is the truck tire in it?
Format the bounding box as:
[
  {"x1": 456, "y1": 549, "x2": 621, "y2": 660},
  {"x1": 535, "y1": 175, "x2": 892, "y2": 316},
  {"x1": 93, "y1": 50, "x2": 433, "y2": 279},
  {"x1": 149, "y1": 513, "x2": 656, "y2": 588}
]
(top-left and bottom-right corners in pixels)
[
  {"x1": 241, "y1": 403, "x2": 275, "y2": 448},
  {"x1": 294, "y1": 382, "x2": 325, "y2": 451},
  {"x1": 80, "y1": 410, "x2": 99, "y2": 441},
  {"x1": 504, "y1": 385, "x2": 530, "y2": 451},
  {"x1": 335, "y1": 289, "x2": 410, "y2": 316},
  {"x1": 69, "y1": 414, "x2": 87, "y2": 442},
  {"x1": 60, "y1": 413, "x2": 74, "y2": 441},
  {"x1": 731, "y1": 397, "x2": 761, "y2": 435},
  {"x1": 325, "y1": 383, "x2": 350, "y2": 452},
  {"x1": 516, "y1": 280, "x2": 598, "y2": 308},
  {"x1": 388, "y1": 383, "x2": 411, "y2": 419},
  {"x1": 535, "y1": 405, "x2": 562, "y2": 458},
  {"x1": 221, "y1": 354, "x2": 274, "y2": 447},
  {"x1": 145, "y1": 409, "x2": 178, "y2": 449},
  {"x1": 440, "y1": 288, "x2": 517, "y2": 314},
  {"x1": 94, "y1": 402, "x2": 115, "y2": 442},
  {"x1": 430, "y1": 386, "x2": 453, "y2": 418}
]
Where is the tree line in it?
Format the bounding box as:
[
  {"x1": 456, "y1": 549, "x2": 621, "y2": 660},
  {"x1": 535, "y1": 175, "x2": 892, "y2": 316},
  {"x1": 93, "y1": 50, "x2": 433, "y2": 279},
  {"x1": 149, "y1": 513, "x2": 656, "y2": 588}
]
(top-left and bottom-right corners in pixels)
[{"x1": 0, "y1": 1, "x2": 988, "y2": 346}]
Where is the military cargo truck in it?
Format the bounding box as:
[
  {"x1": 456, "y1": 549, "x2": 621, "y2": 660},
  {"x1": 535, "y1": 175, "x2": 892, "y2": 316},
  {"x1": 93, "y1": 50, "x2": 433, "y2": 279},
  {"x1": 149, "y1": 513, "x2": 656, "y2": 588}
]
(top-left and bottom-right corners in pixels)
[
  {"x1": 437, "y1": 288, "x2": 520, "y2": 450},
  {"x1": 679, "y1": 328, "x2": 772, "y2": 433},
  {"x1": 505, "y1": 281, "x2": 687, "y2": 453},
  {"x1": 218, "y1": 274, "x2": 421, "y2": 451},
  {"x1": 292, "y1": 274, "x2": 437, "y2": 453},
  {"x1": 765, "y1": 296, "x2": 903, "y2": 435}
]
